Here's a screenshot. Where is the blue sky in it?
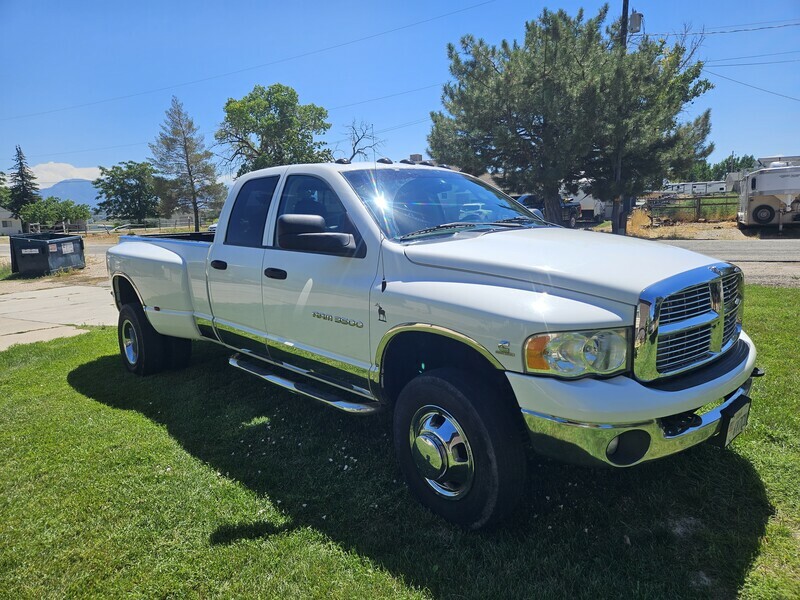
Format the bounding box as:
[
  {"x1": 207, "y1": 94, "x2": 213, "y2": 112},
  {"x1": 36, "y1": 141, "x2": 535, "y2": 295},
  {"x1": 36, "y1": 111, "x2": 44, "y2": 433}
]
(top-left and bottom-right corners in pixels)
[{"x1": 1, "y1": 0, "x2": 799, "y2": 187}]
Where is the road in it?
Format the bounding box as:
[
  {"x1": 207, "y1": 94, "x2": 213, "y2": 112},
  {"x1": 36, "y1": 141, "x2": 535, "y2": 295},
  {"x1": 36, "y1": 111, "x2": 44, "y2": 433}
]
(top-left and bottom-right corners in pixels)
[{"x1": 658, "y1": 239, "x2": 800, "y2": 263}]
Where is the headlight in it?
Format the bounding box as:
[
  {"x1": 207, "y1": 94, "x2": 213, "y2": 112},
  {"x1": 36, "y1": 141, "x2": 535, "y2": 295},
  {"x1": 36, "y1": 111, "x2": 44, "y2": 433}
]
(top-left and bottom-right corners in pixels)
[{"x1": 524, "y1": 328, "x2": 630, "y2": 378}]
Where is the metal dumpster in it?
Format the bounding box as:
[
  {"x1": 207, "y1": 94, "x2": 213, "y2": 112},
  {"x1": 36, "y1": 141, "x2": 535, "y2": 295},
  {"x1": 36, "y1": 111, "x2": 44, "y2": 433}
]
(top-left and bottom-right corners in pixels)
[{"x1": 9, "y1": 233, "x2": 86, "y2": 275}]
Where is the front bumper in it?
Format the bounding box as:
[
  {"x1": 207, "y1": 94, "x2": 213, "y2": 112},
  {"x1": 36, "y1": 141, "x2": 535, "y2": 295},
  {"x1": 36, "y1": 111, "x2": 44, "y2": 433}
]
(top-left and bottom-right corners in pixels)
[{"x1": 508, "y1": 332, "x2": 757, "y2": 467}]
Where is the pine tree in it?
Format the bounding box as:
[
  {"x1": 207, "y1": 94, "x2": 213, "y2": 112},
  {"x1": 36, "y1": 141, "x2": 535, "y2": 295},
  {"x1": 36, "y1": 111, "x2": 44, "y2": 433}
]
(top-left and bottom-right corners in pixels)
[
  {"x1": 150, "y1": 96, "x2": 226, "y2": 231},
  {"x1": 0, "y1": 171, "x2": 9, "y2": 209},
  {"x1": 6, "y1": 146, "x2": 40, "y2": 220}
]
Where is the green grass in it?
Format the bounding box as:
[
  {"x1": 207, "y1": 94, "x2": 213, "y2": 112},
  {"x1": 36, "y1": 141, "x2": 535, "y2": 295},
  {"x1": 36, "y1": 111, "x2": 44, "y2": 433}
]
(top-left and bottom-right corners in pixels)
[
  {"x1": 0, "y1": 259, "x2": 80, "y2": 281},
  {"x1": 1, "y1": 286, "x2": 798, "y2": 598},
  {"x1": 0, "y1": 260, "x2": 11, "y2": 280}
]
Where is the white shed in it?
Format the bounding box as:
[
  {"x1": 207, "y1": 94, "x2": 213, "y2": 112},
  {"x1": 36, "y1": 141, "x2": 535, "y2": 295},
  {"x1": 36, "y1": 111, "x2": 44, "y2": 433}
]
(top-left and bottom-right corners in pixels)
[{"x1": 0, "y1": 209, "x2": 23, "y2": 236}]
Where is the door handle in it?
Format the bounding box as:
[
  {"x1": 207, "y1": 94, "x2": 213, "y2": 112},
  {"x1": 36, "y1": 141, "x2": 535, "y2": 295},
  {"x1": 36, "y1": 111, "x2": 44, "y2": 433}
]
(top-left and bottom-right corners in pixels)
[
  {"x1": 210, "y1": 260, "x2": 228, "y2": 270},
  {"x1": 264, "y1": 267, "x2": 287, "y2": 280}
]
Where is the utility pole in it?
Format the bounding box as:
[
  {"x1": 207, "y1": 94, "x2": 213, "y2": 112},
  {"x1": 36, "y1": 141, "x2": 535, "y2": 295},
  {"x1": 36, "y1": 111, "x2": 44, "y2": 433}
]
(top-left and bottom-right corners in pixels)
[{"x1": 611, "y1": 0, "x2": 630, "y2": 235}]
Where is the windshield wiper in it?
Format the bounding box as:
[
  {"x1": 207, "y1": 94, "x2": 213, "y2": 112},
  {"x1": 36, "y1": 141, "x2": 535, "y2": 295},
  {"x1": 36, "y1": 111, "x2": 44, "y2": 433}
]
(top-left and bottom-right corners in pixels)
[
  {"x1": 397, "y1": 221, "x2": 485, "y2": 241},
  {"x1": 491, "y1": 216, "x2": 538, "y2": 225}
]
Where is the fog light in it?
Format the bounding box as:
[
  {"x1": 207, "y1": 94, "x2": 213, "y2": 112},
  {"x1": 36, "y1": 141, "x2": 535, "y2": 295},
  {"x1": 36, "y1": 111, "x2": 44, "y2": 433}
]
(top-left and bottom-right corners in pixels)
[{"x1": 606, "y1": 436, "x2": 620, "y2": 457}]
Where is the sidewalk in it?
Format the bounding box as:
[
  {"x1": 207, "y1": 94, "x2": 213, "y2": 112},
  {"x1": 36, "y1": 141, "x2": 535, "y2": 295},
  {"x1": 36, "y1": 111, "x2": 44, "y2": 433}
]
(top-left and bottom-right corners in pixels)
[{"x1": 0, "y1": 285, "x2": 118, "y2": 351}]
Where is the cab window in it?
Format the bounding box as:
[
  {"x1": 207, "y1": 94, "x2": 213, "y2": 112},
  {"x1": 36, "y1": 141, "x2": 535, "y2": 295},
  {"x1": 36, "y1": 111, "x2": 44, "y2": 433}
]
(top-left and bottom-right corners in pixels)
[
  {"x1": 225, "y1": 176, "x2": 279, "y2": 247},
  {"x1": 275, "y1": 175, "x2": 358, "y2": 239}
]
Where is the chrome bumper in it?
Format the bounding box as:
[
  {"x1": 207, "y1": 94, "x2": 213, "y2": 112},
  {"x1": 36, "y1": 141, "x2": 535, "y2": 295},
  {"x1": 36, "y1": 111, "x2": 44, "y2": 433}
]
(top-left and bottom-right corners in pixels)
[{"x1": 522, "y1": 380, "x2": 752, "y2": 467}]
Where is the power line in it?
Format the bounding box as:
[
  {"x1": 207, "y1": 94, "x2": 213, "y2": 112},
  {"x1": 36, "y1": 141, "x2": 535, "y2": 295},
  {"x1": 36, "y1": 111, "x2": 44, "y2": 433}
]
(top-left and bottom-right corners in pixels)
[
  {"x1": 27, "y1": 86, "x2": 443, "y2": 160},
  {"x1": 650, "y1": 21, "x2": 800, "y2": 37},
  {"x1": 27, "y1": 141, "x2": 150, "y2": 159},
  {"x1": 704, "y1": 70, "x2": 800, "y2": 102},
  {"x1": 374, "y1": 117, "x2": 431, "y2": 134},
  {"x1": 0, "y1": 1, "x2": 494, "y2": 122},
  {"x1": 705, "y1": 50, "x2": 800, "y2": 63},
  {"x1": 700, "y1": 17, "x2": 800, "y2": 30},
  {"x1": 707, "y1": 59, "x2": 800, "y2": 67},
  {"x1": 330, "y1": 84, "x2": 443, "y2": 110},
  {"x1": 20, "y1": 34, "x2": 799, "y2": 161}
]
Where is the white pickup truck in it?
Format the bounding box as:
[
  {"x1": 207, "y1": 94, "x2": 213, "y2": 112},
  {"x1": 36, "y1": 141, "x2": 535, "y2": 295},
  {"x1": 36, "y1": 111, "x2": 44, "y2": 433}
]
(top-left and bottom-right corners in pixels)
[{"x1": 107, "y1": 162, "x2": 759, "y2": 528}]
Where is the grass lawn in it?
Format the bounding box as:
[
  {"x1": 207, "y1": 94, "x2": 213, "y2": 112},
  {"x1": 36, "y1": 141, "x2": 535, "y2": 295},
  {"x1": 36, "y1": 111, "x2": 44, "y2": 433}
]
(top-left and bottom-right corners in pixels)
[{"x1": 1, "y1": 286, "x2": 798, "y2": 598}]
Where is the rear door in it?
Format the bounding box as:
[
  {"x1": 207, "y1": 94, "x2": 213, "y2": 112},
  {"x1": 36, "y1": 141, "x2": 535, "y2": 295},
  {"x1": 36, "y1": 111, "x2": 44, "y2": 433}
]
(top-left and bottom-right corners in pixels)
[{"x1": 207, "y1": 175, "x2": 280, "y2": 356}]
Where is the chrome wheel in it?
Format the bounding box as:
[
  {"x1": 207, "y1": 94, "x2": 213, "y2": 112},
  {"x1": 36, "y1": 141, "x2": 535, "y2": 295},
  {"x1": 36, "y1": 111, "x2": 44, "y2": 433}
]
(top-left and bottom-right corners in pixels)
[
  {"x1": 409, "y1": 405, "x2": 474, "y2": 499},
  {"x1": 121, "y1": 319, "x2": 139, "y2": 365}
]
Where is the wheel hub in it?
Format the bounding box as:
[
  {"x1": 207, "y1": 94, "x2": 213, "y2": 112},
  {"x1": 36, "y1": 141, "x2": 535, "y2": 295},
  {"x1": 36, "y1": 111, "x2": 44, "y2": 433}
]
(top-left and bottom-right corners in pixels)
[
  {"x1": 122, "y1": 320, "x2": 138, "y2": 365},
  {"x1": 409, "y1": 406, "x2": 474, "y2": 499},
  {"x1": 411, "y1": 433, "x2": 446, "y2": 479}
]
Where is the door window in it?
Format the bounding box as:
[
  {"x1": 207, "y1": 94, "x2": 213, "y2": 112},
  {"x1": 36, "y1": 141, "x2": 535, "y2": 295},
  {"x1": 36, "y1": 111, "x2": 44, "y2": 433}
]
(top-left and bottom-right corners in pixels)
[
  {"x1": 225, "y1": 176, "x2": 279, "y2": 247},
  {"x1": 275, "y1": 175, "x2": 356, "y2": 238}
]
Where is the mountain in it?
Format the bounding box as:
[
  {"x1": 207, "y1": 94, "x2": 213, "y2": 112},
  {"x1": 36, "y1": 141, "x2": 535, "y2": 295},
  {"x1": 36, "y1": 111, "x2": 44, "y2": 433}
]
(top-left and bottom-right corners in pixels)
[{"x1": 39, "y1": 179, "x2": 99, "y2": 208}]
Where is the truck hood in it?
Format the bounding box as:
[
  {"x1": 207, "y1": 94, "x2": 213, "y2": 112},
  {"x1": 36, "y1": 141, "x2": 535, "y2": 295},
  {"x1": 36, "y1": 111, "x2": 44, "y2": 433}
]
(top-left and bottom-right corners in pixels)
[{"x1": 403, "y1": 227, "x2": 720, "y2": 305}]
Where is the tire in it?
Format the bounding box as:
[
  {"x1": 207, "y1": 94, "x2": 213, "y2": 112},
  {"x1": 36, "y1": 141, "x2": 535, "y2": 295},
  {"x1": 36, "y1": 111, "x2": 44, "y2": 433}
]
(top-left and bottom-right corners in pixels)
[
  {"x1": 393, "y1": 368, "x2": 527, "y2": 529},
  {"x1": 752, "y1": 205, "x2": 775, "y2": 225},
  {"x1": 167, "y1": 337, "x2": 193, "y2": 370},
  {"x1": 567, "y1": 213, "x2": 577, "y2": 229},
  {"x1": 118, "y1": 303, "x2": 169, "y2": 376}
]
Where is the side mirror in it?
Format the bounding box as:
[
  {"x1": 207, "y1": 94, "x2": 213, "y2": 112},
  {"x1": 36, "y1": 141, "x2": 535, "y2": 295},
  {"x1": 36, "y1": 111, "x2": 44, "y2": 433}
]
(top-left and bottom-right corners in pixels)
[
  {"x1": 530, "y1": 208, "x2": 545, "y2": 221},
  {"x1": 277, "y1": 214, "x2": 357, "y2": 256}
]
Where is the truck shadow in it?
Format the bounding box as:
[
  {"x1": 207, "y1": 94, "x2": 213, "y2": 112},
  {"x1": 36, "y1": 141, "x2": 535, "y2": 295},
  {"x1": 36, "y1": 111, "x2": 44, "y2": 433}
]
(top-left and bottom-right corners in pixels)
[{"x1": 68, "y1": 344, "x2": 771, "y2": 598}]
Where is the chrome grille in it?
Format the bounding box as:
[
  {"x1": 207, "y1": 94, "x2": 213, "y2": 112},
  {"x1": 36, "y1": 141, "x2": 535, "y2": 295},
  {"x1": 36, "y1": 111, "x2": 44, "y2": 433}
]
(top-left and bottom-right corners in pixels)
[
  {"x1": 634, "y1": 263, "x2": 744, "y2": 381},
  {"x1": 722, "y1": 272, "x2": 742, "y2": 346},
  {"x1": 722, "y1": 272, "x2": 740, "y2": 304},
  {"x1": 656, "y1": 325, "x2": 712, "y2": 372},
  {"x1": 659, "y1": 283, "x2": 712, "y2": 325}
]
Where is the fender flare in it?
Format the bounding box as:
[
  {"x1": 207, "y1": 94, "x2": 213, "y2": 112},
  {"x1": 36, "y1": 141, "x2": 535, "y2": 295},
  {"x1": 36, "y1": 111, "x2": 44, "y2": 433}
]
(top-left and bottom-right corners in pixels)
[{"x1": 370, "y1": 322, "x2": 504, "y2": 387}]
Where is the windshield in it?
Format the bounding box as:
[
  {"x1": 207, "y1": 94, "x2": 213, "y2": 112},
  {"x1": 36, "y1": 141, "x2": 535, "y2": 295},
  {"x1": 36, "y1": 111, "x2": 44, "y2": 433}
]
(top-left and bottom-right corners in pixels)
[{"x1": 341, "y1": 168, "x2": 545, "y2": 240}]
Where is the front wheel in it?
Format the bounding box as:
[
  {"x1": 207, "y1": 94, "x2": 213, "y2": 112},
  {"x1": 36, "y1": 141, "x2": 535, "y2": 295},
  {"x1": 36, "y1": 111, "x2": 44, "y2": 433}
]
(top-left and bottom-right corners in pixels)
[
  {"x1": 567, "y1": 213, "x2": 577, "y2": 228},
  {"x1": 393, "y1": 368, "x2": 527, "y2": 529}
]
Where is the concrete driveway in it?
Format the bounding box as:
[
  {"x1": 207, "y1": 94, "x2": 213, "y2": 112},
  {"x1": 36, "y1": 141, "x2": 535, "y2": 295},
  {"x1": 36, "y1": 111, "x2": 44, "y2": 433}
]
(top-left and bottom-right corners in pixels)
[{"x1": 0, "y1": 286, "x2": 118, "y2": 351}]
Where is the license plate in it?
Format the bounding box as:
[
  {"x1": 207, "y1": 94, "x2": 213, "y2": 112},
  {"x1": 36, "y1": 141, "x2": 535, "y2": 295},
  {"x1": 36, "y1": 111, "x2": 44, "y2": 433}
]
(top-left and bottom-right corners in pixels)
[{"x1": 724, "y1": 400, "x2": 750, "y2": 447}]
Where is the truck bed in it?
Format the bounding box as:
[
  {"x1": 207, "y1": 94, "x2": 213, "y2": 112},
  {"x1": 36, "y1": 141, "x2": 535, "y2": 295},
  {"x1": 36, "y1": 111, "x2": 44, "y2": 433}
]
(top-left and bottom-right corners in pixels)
[{"x1": 133, "y1": 231, "x2": 216, "y2": 243}]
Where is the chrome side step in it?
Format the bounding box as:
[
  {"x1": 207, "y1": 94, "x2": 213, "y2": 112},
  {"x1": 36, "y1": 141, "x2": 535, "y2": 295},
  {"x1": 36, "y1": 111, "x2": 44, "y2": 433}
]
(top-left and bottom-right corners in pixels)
[{"x1": 229, "y1": 353, "x2": 381, "y2": 414}]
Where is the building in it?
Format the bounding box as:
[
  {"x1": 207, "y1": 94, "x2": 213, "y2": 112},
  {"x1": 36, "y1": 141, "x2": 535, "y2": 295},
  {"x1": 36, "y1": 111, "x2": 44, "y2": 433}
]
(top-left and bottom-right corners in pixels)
[{"x1": 0, "y1": 209, "x2": 23, "y2": 236}]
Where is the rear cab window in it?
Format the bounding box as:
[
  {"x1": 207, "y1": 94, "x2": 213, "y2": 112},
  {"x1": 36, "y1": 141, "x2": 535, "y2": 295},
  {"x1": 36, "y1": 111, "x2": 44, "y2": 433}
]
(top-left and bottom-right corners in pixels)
[{"x1": 224, "y1": 176, "x2": 280, "y2": 247}]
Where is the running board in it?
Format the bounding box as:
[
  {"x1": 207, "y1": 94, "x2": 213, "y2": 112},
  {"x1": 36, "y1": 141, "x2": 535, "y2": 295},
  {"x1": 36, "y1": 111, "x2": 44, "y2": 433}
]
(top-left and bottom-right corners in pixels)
[{"x1": 229, "y1": 353, "x2": 381, "y2": 414}]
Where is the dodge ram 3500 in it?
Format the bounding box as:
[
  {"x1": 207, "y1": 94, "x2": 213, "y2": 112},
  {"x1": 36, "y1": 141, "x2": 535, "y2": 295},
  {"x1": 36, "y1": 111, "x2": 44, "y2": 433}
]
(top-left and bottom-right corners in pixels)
[{"x1": 107, "y1": 162, "x2": 759, "y2": 529}]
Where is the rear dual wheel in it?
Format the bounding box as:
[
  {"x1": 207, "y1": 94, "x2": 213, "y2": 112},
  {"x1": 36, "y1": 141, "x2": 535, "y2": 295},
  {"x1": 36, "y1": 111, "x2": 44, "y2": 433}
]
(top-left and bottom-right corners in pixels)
[
  {"x1": 118, "y1": 303, "x2": 192, "y2": 375},
  {"x1": 393, "y1": 368, "x2": 527, "y2": 529}
]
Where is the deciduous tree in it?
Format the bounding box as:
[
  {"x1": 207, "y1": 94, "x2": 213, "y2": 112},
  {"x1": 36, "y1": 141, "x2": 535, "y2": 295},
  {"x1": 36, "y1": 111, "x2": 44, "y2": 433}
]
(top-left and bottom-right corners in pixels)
[
  {"x1": 215, "y1": 83, "x2": 332, "y2": 176},
  {"x1": 150, "y1": 96, "x2": 227, "y2": 231},
  {"x1": 94, "y1": 161, "x2": 159, "y2": 223},
  {"x1": 342, "y1": 120, "x2": 384, "y2": 162},
  {"x1": 19, "y1": 197, "x2": 91, "y2": 230}
]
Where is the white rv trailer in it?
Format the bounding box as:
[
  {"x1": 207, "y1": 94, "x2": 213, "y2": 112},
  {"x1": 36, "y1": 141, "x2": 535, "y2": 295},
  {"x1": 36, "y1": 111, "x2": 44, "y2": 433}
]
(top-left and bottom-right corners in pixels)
[
  {"x1": 737, "y1": 156, "x2": 800, "y2": 230},
  {"x1": 663, "y1": 181, "x2": 727, "y2": 195}
]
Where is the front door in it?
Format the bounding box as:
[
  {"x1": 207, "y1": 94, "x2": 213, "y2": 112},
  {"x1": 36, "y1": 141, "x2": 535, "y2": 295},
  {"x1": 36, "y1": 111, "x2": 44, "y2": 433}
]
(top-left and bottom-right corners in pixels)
[{"x1": 260, "y1": 174, "x2": 379, "y2": 394}]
